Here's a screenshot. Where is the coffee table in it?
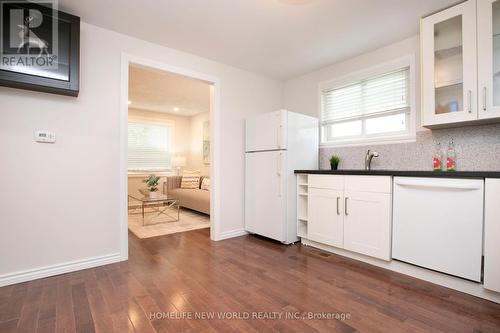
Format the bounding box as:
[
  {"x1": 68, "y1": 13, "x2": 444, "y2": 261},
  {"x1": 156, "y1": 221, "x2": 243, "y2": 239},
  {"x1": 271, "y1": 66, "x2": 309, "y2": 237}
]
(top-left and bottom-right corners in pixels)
[{"x1": 128, "y1": 193, "x2": 180, "y2": 226}]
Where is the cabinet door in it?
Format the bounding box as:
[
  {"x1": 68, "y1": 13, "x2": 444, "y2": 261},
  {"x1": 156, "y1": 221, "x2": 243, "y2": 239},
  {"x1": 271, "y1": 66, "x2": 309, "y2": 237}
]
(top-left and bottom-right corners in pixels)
[
  {"x1": 343, "y1": 191, "x2": 392, "y2": 261},
  {"x1": 484, "y1": 179, "x2": 500, "y2": 293},
  {"x1": 477, "y1": 0, "x2": 500, "y2": 120},
  {"x1": 308, "y1": 188, "x2": 344, "y2": 248},
  {"x1": 421, "y1": 0, "x2": 478, "y2": 127}
]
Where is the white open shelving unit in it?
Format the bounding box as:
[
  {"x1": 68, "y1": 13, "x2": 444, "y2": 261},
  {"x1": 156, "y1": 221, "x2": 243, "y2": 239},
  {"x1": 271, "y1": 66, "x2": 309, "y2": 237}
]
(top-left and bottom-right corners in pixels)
[{"x1": 297, "y1": 174, "x2": 309, "y2": 238}]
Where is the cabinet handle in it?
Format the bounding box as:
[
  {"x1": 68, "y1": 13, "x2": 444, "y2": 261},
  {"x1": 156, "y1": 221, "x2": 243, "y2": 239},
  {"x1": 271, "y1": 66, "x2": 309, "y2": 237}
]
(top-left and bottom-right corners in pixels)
[
  {"x1": 336, "y1": 197, "x2": 340, "y2": 215},
  {"x1": 467, "y1": 90, "x2": 472, "y2": 113},
  {"x1": 483, "y1": 87, "x2": 487, "y2": 111},
  {"x1": 277, "y1": 152, "x2": 281, "y2": 177},
  {"x1": 344, "y1": 197, "x2": 349, "y2": 216}
]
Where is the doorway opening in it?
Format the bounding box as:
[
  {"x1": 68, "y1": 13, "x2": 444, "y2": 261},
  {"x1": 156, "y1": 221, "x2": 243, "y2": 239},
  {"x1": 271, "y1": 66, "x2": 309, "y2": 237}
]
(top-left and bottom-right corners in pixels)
[{"x1": 120, "y1": 55, "x2": 220, "y2": 259}]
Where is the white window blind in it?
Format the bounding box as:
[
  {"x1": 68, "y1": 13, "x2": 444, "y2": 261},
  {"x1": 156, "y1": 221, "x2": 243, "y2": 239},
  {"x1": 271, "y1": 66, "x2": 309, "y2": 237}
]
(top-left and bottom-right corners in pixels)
[
  {"x1": 321, "y1": 67, "x2": 411, "y2": 144},
  {"x1": 128, "y1": 122, "x2": 171, "y2": 171}
]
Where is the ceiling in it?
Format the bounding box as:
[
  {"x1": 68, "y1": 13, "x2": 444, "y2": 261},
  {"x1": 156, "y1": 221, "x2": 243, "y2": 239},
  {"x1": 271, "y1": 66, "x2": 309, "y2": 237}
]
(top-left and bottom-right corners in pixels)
[
  {"x1": 60, "y1": 0, "x2": 458, "y2": 80},
  {"x1": 128, "y1": 64, "x2": 211, "y2": 116}
]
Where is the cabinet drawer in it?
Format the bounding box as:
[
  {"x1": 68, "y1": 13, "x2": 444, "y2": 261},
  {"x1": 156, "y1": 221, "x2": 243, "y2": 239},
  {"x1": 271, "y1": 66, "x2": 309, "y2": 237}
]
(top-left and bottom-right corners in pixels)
[
  {"x1": 344, "y1": 176, "x2": 392, "y2": 193},
  {"x1": 308, "y1": 175, "x2": 343, "y2": 190}
]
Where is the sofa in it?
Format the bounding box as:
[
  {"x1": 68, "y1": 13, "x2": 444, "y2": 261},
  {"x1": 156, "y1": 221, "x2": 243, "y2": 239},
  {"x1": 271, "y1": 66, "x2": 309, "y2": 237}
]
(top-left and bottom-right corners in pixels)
[{"x1": 164, "y1": 176, "x2": 210, "y2": 215}]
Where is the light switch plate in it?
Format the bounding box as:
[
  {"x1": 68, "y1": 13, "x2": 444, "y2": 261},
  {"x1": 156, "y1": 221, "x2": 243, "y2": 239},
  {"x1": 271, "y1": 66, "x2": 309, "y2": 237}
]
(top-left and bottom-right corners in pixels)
[{"x1": 35, "y1": 131, "x2": 56, "y2": 143}]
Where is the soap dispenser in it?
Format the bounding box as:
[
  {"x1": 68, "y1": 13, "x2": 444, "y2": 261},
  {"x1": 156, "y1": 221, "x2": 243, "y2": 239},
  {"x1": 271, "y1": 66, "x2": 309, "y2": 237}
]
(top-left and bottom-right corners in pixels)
[
  {"x1": 446, "y1": 139, "x2": 457, "y2": 172},
  {"x1": 433, "y1": 142, "x2": 443, "y2": 171}
]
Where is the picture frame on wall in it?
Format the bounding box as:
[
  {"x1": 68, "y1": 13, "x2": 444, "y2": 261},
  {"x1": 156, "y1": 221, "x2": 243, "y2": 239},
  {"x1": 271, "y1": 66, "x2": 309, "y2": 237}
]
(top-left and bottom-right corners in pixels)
[
  {"x1": 203, "y1": 120, "x2": 210, "y2": 165},
  {"x1": 0, "y1": 0, "x2": 80, "y2": 96}
]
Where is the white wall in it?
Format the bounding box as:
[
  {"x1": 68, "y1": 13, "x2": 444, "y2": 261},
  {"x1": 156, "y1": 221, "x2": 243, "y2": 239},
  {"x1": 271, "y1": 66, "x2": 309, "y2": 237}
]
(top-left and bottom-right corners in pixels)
[
  {"x1": 0, "y1": 22, "x2": 282, "y2": 283},
  {"x1": 283, "y1": 35, "x2": 424, "y2": 131},
  {"x1": 187, "y1": 112, "x2": 210, "y2": 175}
]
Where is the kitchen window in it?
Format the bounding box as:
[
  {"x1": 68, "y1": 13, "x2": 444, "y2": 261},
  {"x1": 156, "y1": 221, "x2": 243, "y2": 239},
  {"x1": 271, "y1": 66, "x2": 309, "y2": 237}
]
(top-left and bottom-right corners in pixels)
[
  {"x1": 320, "y1": 56, "x2": 416, "y2": 146},
  {"x1": 128, "y1": 122, "x2": 171, "y2": 171}
]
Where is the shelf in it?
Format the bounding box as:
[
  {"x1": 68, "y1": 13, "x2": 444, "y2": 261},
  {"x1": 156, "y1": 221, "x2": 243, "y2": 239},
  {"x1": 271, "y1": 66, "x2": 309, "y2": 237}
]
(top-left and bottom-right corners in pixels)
[
  {"x1": 297, "y1": 218, "x2": 307, "y2": 238},
  {"x1": 297, "y1": 174, "x2": 308, "y2": 187},
  {"x1": 435, "y1": 45, "x2": 462, "y2": 60},
  {"x1": 435, "y1": 80, "x2": 462, "y2": 89}
]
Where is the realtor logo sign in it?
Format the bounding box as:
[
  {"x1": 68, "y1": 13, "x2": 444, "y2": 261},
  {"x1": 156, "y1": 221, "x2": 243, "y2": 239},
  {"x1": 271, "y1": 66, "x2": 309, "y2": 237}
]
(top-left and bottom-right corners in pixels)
[{"x1": 1, "y1": 0, "x2": 58, "y2": 74}]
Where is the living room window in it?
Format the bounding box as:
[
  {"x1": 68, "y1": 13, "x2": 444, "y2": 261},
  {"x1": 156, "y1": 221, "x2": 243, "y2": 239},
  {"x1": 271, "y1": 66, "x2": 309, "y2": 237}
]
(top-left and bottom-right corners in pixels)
[
  {"x1": 128, "y1": 122, "x2": 171, "y2": 171},
  {"x1": 320, "y1": 56, "x2": 416, "y2": 146}
]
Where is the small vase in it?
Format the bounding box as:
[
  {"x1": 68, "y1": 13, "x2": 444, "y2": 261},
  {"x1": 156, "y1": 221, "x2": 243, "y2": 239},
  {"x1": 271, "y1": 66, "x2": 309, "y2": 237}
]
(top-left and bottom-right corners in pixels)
[{"x1": 330, "y1": 163, "x2": 338, "y2": 170}]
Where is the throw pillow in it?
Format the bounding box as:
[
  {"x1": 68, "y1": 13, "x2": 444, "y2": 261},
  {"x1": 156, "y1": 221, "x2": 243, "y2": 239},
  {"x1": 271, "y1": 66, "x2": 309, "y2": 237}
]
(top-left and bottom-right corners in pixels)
[
  {"x1": 181, "y1": 170, "x2": 201, "y2": 189},
  {"x1": 201, "y1": 177, "x2": 210, "y2": 191}
]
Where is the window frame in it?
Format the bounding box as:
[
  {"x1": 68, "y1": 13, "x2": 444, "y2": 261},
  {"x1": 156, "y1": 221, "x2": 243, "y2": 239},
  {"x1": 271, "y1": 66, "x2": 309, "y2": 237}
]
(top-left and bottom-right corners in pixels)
[
  {"x1": 318, "y1": 55, "x2": 416, "y2": 147},
  {"x1": 127, "y1": 120, "x2": 174, "y2": 172}
]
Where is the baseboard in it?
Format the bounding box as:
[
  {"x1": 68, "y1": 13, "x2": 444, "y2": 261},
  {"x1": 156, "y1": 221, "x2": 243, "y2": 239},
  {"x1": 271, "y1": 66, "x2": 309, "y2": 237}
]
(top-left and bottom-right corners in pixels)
[
  {"x1": 0, "y1": 253, "x2": 123, "y2": 287},
  {"x1": 217, "y1": 229, "x2": 248, "y2": 241}
]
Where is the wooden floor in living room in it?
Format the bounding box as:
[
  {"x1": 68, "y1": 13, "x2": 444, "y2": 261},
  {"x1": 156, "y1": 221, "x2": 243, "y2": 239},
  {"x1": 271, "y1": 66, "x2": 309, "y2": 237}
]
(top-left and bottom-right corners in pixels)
[{"x1": 1, "y1": 229, "x2": 499, "y2": 333}]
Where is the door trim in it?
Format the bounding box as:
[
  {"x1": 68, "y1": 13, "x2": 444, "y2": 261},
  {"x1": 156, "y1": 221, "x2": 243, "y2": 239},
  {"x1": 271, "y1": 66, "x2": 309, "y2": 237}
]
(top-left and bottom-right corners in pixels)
[{"x1": 120, "y1": 54, "x2": 222, "y2": 261}]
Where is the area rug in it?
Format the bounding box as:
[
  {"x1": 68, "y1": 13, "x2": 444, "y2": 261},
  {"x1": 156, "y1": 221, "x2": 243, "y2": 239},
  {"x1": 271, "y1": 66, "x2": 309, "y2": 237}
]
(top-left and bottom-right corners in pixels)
[{"x1": 128, "y1": 207, "x2": 210, "y2": 239}]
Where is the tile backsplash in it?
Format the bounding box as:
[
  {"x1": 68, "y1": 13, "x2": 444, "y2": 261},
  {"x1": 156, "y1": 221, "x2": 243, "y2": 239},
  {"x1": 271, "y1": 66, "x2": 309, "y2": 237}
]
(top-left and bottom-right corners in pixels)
[{"x1": 320, "y1": 123, "x2": 500, "y2": 171}]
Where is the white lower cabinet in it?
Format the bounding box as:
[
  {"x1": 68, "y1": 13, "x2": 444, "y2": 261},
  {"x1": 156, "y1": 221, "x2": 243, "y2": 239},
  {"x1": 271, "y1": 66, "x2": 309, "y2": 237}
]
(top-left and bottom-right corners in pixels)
[
  {"x1": 306, "y1": 175, "x2": 392, "y2": 261},
  {"x1": 484, "y1": 179, "x2": 500, "y2": 293},
  {"x1": 308, "y1": 188, "x2": 344, "y2": 248},
  {"x1": 343, "y1": 191, "x2": 392, "y2": 261},
  {"x1": 300, "y1": 173, "x2": 500, "y2": 300}
]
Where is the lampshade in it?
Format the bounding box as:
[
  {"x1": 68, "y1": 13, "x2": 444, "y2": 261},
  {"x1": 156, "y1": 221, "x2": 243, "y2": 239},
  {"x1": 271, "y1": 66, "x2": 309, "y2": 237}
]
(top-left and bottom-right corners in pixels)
[{"x1": 172, "y1": 156, "x2": 187, "y2": 167}]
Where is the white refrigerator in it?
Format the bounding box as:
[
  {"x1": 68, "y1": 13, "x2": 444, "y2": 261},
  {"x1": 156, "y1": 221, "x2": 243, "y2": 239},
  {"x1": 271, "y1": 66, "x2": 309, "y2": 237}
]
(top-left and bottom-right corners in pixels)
[{"x1": 245, "y1": 110, "x2": 318, "y2": 244}]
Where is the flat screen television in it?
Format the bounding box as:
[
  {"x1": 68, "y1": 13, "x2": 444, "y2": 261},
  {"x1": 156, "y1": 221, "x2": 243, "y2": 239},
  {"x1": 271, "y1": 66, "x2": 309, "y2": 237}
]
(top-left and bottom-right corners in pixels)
[{"x1": 0, "y1": 0, "x2": 80, "y2": 96}]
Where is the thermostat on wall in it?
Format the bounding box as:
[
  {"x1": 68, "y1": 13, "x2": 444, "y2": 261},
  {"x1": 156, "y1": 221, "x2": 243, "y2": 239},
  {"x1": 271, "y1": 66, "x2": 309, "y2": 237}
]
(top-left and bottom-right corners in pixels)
[{"x1": 35, "y1": 131, "x2": 56, "y2": 143}]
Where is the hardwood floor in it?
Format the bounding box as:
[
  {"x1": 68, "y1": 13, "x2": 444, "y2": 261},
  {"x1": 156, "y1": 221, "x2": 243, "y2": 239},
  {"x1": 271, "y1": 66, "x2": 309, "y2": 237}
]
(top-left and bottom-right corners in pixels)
[{"x1": 1, "y1": 229, "x2": 500, "y2": 333}]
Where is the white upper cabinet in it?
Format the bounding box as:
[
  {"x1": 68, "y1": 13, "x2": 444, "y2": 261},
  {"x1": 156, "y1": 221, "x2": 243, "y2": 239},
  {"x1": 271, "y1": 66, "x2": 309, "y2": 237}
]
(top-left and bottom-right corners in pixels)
[
  {"x1": 421, "y1": 0, "x2": 478, "y2": 127},
  {"x1": 477, "y1": 0, "x2": 500, "y2": 120}
]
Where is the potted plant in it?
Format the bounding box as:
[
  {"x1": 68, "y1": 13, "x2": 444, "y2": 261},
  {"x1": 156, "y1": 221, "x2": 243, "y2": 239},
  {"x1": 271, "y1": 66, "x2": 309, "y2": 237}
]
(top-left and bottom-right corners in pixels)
[
  {"x1": 142, "y1": 175, "x2": 161, "y2": 198},
  {"x1": 329, "y1": 155, "x2": 341, "y2": 170}
]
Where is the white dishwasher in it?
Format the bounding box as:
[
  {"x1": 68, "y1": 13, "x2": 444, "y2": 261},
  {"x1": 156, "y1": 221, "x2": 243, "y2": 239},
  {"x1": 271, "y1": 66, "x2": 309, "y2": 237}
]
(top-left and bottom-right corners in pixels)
[{"x1": 392, "y1": 177, "x2": 484, "y2": 282}]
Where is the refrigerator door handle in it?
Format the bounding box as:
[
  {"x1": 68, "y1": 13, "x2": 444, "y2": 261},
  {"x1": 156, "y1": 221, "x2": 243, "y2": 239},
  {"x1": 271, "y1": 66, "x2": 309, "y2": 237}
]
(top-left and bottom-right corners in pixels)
[
  {"x1": 277, "y1": 153, "x2": 281, "y2": 177},
  {"x1": 277, "y1": 125, "x2": 282, "y2": 149},
  {"x1": 277, "y1": 153, "x2": 282, "y2": 197},
  {"x1": 275, "y1": 111, "x2": 281, "y2": 149}
]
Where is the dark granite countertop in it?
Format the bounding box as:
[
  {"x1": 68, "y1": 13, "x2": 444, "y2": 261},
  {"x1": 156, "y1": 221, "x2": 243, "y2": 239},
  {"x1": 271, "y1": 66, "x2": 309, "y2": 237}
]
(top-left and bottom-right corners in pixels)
[{"x1": 294, "y1": 169, "x2": 500, "y2": 178}]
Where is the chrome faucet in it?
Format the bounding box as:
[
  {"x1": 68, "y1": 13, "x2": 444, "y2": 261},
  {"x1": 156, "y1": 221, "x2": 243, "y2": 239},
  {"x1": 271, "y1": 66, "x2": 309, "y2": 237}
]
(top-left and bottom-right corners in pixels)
[{"x1": 365, "y1": 149, "x2": 379, "y2": 170}]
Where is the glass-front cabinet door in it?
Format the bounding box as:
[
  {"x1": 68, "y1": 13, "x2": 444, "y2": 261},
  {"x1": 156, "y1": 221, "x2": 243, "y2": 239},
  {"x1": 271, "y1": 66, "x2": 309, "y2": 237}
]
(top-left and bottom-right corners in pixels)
[
  {"x1": 421, "y1": 0, "x2": 477, "y2": 127},
  {"x1": 478, "y1": 0, "x2": 500, "y2": 119}
]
